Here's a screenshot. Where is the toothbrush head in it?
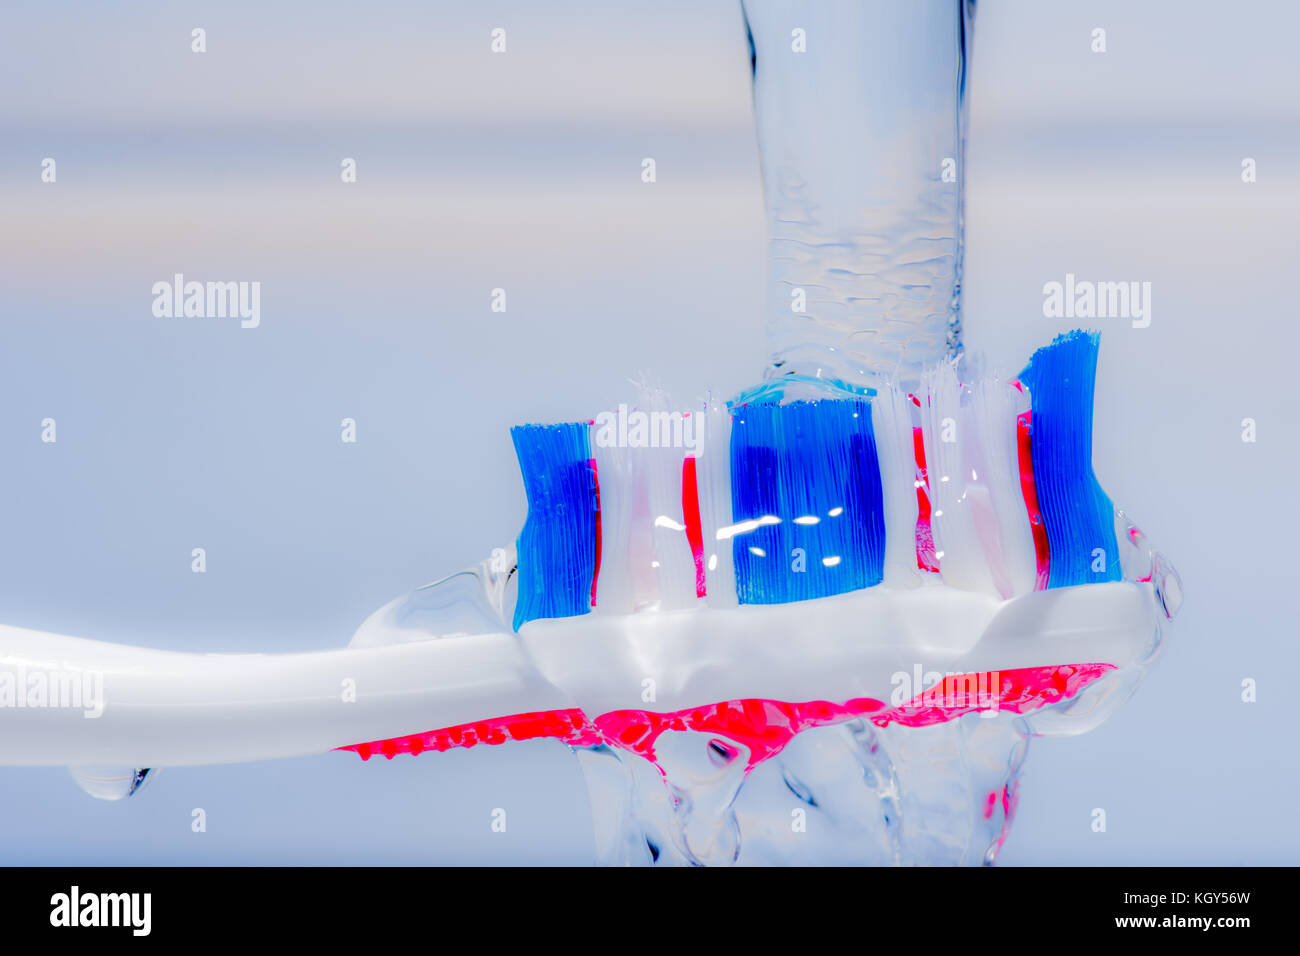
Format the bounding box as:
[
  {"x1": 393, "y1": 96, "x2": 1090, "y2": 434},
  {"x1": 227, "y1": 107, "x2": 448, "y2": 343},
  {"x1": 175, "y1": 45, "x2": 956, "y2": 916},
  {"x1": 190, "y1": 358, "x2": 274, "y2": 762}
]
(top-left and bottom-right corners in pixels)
[{"x1": 346, "y1": 329, "x2": 1177, "y2": 764}]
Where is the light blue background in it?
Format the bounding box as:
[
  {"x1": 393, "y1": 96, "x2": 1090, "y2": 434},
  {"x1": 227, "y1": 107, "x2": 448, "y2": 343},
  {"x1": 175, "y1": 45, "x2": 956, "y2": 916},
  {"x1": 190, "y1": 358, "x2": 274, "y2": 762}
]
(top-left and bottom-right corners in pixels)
[{"x1": 1, "y1": 0, "x2": 1297, "y2": 864}]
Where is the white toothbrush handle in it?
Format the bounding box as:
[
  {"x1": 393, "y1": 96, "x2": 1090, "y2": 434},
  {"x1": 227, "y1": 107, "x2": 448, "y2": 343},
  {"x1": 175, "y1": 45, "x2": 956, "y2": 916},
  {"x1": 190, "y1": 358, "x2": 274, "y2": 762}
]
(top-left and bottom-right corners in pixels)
[{"x1": 0, "y1": 624, "x2": 566, "y2": 768}]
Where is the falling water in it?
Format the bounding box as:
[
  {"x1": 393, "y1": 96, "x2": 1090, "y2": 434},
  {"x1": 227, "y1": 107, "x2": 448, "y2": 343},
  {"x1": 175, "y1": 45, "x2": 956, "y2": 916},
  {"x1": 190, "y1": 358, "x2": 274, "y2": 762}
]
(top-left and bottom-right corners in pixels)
[{"x1": 745, "y1": 0, "x2": 974, "y2": 392}]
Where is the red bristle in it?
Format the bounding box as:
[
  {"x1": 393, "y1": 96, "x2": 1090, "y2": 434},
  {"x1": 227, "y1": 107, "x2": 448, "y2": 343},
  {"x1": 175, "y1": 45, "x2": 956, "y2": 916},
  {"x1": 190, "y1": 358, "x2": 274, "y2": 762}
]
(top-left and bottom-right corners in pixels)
[
  {"x1": 589, "y1": 457, "x2": 602, "y2": 607},
  {"x1": 680, "y1": 456, "x2": 707, "y2": 597},
  {"x1": 1010, "y1": 380, "x2": 1051, "y2": 590}
]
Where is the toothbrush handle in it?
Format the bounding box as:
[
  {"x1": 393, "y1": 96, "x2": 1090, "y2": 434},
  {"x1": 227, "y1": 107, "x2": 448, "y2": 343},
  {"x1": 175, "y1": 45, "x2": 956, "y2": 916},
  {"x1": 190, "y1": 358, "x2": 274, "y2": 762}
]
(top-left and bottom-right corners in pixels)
[{"x1": 0, "y1": 623, "x2": 566, "y2": 767}]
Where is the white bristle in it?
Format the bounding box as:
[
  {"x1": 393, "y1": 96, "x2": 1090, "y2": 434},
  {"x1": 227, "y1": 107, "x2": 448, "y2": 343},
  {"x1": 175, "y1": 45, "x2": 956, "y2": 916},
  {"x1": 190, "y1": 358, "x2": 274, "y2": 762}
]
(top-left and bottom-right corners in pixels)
[
  {"x1": 869, "y1": 381, "x2": 921, "y2": 588},
  {"x1": 640, "y1": 387, "x2": 698, "y2": 611},
  {"x1": 592, "y1": 438, "x2": 653, "y2": 614},
  {"x1": 695, "y1": 398, "x2": 738, "y2": 607},
  {"x1": 918, "y1": 361, "x2": 997, "y2": 594},
  {"x1": 970, "y1": 378, "x2": 1036, "y2": 597}
]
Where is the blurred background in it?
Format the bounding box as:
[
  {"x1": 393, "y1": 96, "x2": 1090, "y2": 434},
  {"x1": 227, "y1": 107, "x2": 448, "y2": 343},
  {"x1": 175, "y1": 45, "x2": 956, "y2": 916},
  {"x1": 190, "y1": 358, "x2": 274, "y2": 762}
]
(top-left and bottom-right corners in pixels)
[{"x1": 1, "y1": 0, "x2": 1297, "y2": 864}]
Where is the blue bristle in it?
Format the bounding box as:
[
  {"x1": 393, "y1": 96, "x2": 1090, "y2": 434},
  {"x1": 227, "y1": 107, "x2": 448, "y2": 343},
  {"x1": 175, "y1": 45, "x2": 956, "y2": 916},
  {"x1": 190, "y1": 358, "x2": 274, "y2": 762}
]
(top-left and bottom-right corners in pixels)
[
  {"x1": 729, "y1": 400, "x2": 885, "y2": 604},
  {"x1": 510, "y1": 422, "x2": 597, "y2": 630},
  {"x1": 1018, "y1": 330, "x2": 1121, "y2": 588}
]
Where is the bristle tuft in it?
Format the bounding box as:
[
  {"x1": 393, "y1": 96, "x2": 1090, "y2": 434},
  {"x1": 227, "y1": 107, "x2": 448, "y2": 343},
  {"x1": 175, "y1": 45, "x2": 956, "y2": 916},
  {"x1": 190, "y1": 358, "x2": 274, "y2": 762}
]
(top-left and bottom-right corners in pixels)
[
  {"x1": 510, "y1": 423, "x2": 598, "y2": 630},
  {"x1": 918, "y1": 361, "x2": 998, "y2": 594},
  {"x1": 1017, "y1": 330, "x2": 1121, "y2": 587},
  {"x1": 640, "y1": 387, "x2": 698, "y2": 611},
  {"x1": 696, "y1": 400, "x2": 738, "y2": 606},
  {"x1": 970, "y1": 377, "x2": 1037, "y2": 597},
  {"x1": 729, "y1": 400, "x2": 885, "y2": 605},
  {"x1": 869, "y1": 383, "x2": 921, "y2": 587}
]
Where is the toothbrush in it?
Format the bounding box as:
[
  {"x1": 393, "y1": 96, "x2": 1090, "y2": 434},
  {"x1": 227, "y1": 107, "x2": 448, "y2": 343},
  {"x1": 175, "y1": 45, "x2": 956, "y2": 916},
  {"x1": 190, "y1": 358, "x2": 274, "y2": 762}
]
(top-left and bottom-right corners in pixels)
[
  {"x1": 0, "y1": 1, "x2": 1185, "y2": 865},
  {"x1": 0, "y1": 331, "x2": 1179, "y2": 778}
]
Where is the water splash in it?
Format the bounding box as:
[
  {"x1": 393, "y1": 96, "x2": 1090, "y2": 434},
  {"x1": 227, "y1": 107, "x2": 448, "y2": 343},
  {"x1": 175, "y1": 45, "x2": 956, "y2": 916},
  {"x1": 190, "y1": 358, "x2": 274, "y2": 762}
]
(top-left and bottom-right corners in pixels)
[{"x1": 343, "y1": 500, "x2": 1176, "y2": 865}]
